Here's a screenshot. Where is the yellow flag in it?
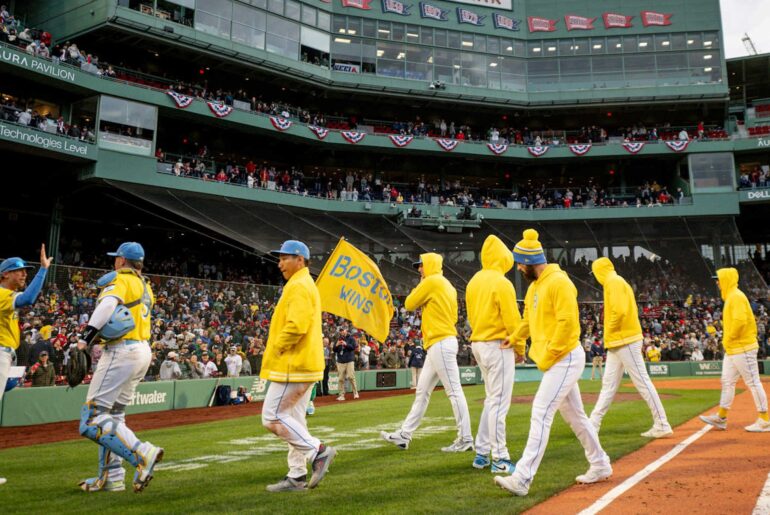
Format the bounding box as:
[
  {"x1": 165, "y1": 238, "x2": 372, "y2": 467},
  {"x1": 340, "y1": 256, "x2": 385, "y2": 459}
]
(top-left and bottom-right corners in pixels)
[{"x1": 316, "y1": 239, "x2": 394, "y2": 343}]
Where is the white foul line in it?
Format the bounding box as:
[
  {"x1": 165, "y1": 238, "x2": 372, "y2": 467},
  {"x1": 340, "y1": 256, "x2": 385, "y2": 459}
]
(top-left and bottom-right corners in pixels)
[
  {"x1": 578, "y1": 425, "x2": 713, "y2": 515},
  {"x1": 752, "y1": 471, "x2": 770, "y2": 515}
]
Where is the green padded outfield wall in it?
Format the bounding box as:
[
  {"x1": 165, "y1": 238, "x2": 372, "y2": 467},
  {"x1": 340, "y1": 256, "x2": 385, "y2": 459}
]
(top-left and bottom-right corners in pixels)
[{"x1": 0, "y1": 362, "x2": 753, "y2": 427}]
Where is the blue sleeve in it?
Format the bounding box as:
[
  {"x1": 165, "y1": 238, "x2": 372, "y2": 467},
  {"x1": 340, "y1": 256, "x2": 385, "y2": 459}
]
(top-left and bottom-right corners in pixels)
[{"x1": 14, "y1": 268, "x2": 47, "y2": 308}]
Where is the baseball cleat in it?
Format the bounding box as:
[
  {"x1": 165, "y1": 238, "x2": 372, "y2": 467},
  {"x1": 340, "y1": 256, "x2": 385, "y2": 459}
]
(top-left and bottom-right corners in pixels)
[
  {"x1": 576, "y1": 465, "x2": 613, "y2": 484},
  {"x1": 441, "y1": 439, "x2": 474, "y2": 453},
  {"x1": 353, "y1": 393, "x2": 360, "y2": 399},
  {"x1": 266, "y1": 476, "x2": 307, "y2": 492},
  {"x1": 699, "y1": 414, "x2": 727, "y2": 430},
  {"x1": 641, "y1": 426, "x2": 674, "y2": 438},
  {"x1": 472, "y1": 453, "x2": 491, "y2": 469},
  {"x1": 79, "y1": 477, "x2": 126, "y2": 492},
  {"x1": 308, "y1": 444, "x2": 336, "y2": 489},
  {"x1": 494, "y1": 474, "x2": 529, "y2": 496},
  {"x1": 133, "y1": 444, "x2": 164, "y2": 493},
  {"x1": 380, "y1": 431, "x2": 410, "y2": 450},
  {"x1": 491, "y1": 459, "x2": 515, "y2": 474},
  {"x1": 336, "y1": 395, "x2": 345, "y2": 401},
  {"x1": 745, "y1": 419, "x2": 770, "y2": 432}
]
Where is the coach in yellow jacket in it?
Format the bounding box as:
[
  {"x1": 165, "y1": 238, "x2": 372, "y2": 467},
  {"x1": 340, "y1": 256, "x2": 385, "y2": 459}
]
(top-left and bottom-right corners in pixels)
[
  {"x1": 466, "y1": 235, "x2": 521, "y2": 473},
  {"x1": 261, "y1": 240, "x2": 335, "y2": 492},
  {"x1": 495, "y1": 230, "x2": 611, "y2": 497},
  {"x1": 588, "y1": 257, "x2": 672, "y2": 438},
  {"x1": 381, "y1": 253, "x2": 473, "y2": 452},
  {"x1": 700, "y1": 267, "x2": 770, "y2": 432}
]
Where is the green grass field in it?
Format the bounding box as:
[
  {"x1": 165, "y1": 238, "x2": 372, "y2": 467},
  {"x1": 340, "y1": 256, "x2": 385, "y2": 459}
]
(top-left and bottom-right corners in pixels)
[{"x1": 0, "y1": 380, "x2": 719, "y2": 514}]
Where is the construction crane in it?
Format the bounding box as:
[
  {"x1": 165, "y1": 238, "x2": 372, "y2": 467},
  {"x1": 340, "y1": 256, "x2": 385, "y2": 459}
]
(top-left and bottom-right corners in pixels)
[{"x1": 742, "y1": 33, "x2": 758, "y2": 55}]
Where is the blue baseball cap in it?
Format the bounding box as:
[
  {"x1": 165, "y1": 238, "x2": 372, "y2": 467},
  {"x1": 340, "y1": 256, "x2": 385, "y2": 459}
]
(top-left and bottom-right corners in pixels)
[
  {"x1": 271, "y1": 240, "x2": 310, "y2": 260},
  {"x1": 0, "y1": 257, "x2": 33, "y2": 275},
  {"x1": 107, "y1": 242, "x2": 145, "y2": 261}
]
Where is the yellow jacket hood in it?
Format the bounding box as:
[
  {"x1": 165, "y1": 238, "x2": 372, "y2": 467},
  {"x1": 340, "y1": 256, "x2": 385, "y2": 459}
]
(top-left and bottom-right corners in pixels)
[
  {"x1": 717, "y1": 267, "x2": 738, "y2": 301},
  {"x1": 591, "y1": 257, "x2": 614, "y2": 286},
  {"x1": 406, "y1": 254, "x2": 457, "y2": 348},
  {"x1": 717, "y1": 267, "x2": 758, "y2": 355},
  {"x1": 466, "y1": 235, "x2": 521, "y2": 347},
  {"x1": 594, "y1": 260, "x2": 643, "y2": 348},
  {"x1": 420, "y1": 252, "x2": 443, "y2": 277},
  {"x1": 481, "y1": 235, "x2": 513, "y2": 274}
]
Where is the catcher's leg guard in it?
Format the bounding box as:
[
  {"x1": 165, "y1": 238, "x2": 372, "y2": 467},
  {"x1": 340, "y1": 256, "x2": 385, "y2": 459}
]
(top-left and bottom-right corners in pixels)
[
  {"x1": 79, "y1": 402, "x2": 141, "y2": 467},
  {"x1": 78, "y1": 446, "x2": 126, "y2": 492}
]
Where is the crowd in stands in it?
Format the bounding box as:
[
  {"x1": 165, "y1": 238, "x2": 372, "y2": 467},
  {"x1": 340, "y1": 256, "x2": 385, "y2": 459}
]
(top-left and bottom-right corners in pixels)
[
  {"x1": 0, "y1": 95, "x2": 96, "y2": 143},
  {"x1": 0, "y1": 9, "x2": 728, "y2": 148},
  {"x1": 738, "y1": 164, "x2": 770, "y2": 189},
  {"x1": 157, "y1": 147, "x2": 686, "y2": 210},
  {"x1": 12, "y1": 249, "x2": 770, "y2": 388}
]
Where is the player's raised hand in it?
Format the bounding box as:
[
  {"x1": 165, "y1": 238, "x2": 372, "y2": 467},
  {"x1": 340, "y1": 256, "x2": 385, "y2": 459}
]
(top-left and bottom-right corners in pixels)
[{"x1": 40, "y1": 244, "x2": 53, "y2": 269}]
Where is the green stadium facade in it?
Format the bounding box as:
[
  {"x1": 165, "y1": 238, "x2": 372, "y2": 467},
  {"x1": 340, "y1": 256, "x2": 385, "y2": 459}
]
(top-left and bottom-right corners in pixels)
[{"x1": 2, "y1": 0, "x2": 770, "y2": 293}]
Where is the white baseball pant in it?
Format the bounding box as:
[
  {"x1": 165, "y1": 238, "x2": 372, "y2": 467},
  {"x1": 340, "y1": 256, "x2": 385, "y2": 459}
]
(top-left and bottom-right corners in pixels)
[
  {"x1": 472, "y1": 340, "x2": 514, "y2": 460},
  {"x1": 719, "y1": 348, "x2": 768, "y2": 413},
  {"x1": 590, "y1": 340, "x2": 671, "y2": 430},
  {"x1": 400, "y1": 336, "x2": 472, "y2": 442},
  {"x1": 85, "y1": 340, "x2": 153, "y2": 479},
  {"x1": 0, "y1": 347, "x2": 13, "y2": 404},
  {"x1": 262, "y1": 381, "x2": 319, "y2": 479},
  {"x1": 514, "y1": 345, "x2": 610, "y2": 488}
]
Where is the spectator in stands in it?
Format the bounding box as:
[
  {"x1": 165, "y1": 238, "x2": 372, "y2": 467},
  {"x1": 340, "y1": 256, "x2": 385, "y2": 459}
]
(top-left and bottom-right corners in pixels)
[
  {"x1": 29, "y1": 351, "x2": 55, "y2": 387},
  {"x1": 678, "y1": 128, "x2": 689, "y2": 141},
  {"x1": 200, "y1": 352, "x2": 217, "y2": 377},
  {"x1": 359, "y1": 340, "x2": 371, "y2": 370},
  {"x1": 159, "y1": 351, "x2": 182, "y2": 380},
  {"x1": 189, "y1": 354, "x2": 204, "y2": 379},
  {"x1": 225, "y1": 346, "x2": 243, "y2": 377}
]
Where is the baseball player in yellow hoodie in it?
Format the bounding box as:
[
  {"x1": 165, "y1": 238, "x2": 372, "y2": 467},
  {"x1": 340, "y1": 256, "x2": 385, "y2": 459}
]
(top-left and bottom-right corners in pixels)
[
  {"x1": 381, "y1": 252, "x2": 473, "y2": 452},
  {"x1": 466, "y1": 235, "x2": 522, "y2": 473},
  {"x1": 495, "y1": 229, "x2": 611, "y2": 497},
  {"x1": 700, "y1": 267, "x2": 770, "y2": 432},
  {"x1": 588, "y1": 257, "x2": 673, "y2": 438},
  {"x1": 261, "y1": 240, "x2": 336, "y2": 492}
]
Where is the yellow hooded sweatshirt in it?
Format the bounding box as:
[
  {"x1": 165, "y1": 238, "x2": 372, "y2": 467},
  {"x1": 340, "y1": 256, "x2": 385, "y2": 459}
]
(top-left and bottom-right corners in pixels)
[
  {"x1": 465, "y1": 235, "x2": 523, "y2": 353},
  {"x1": 717, "y1": 267, "x2": 758, "y2": 355},
  {"x1": 405, "y1": 253, "x2": 458, "y2": 349},
  {"x1": 260, "y1": 267, "x2": 324, "y2": 383},
  {"x1": 591, "y1": 257, "x2": 643, "y2": 349},
  {"x1": 511, "y1": 263, "x2": 580, "y2": 371}
]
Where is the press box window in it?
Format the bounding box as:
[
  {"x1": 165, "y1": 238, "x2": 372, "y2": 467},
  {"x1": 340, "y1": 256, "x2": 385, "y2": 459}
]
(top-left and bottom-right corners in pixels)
[{"x1": 98, "y1": 96, "x2": 157, "y2": 156}]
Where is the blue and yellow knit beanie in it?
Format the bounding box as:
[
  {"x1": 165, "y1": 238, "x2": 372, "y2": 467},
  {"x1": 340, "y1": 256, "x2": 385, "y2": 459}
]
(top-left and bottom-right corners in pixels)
[{"x1": 513, "y1": 229, "x2": 547, "y2": 265}]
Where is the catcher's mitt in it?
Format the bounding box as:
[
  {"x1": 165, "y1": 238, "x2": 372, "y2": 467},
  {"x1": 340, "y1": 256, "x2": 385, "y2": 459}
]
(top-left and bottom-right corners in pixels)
[{"x1": 65, "y1": 346, "x2": 91, "y2": 388}]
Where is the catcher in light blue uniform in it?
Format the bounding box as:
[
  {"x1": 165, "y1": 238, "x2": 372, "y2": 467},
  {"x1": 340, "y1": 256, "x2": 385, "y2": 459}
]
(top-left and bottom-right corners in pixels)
[{"x1": 76, "y1": 243, "x2": 164, "y2": 493}]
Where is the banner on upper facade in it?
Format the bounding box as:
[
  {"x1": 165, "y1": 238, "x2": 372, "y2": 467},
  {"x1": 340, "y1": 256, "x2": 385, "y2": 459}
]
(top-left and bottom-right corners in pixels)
[
  {"x1": 333, "y1": 63, "x2": 360, "y2": 73},
  {"x1": 436, "y1": 0, "x2": 512, "y2": 11},
  {"x1": 382, "y1": 0, "x2": 411, "y2": 16},
  {"x1": 492, "y1": 13, "x2": 520, "y2": 31},
  {"x1": 528, "y1": 16, "x2": 557, "y2": 32},
  {"x1": 603, "y1": 12, "x2": 633, "y2": 28},
  {"x1": 419, "y1": 2, "x2": 449, "y2": 20},
  {"x1": 457, "y1": 7, "x2": 485, "y2": 26},
  {"x1": 564, "y1": 14, "x2": 596, "y2": 30},
  {"x1": 341, "y1": 0, "x2": 372, "y2": 10},
  {"x1": 641, "y1": 11, "x2": 672, "y2": 26}
]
